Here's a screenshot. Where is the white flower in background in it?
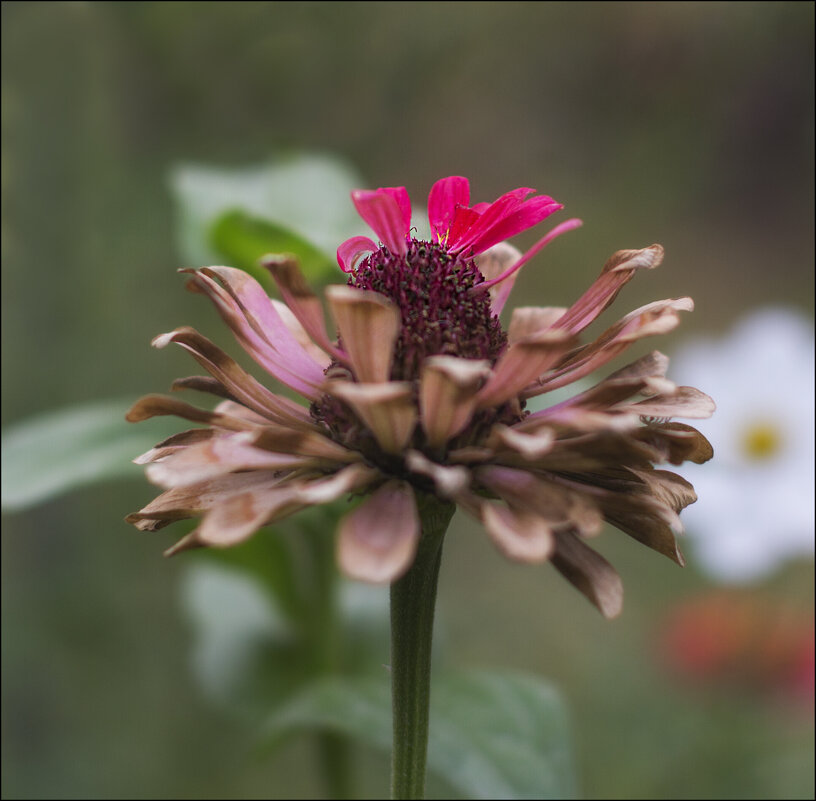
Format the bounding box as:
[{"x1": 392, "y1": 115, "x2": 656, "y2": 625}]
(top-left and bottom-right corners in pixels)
[{"x1": 671, "y1": 308, "x2": 815, "y2": 581}]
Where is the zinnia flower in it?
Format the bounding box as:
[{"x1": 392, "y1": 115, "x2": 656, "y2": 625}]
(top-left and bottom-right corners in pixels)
[
  {"x1": 670, "y1": 308, "x2": 815, "y2": 581},
  {"x1": 126, "y1": 176, "x2": 714, "y2": 618}
]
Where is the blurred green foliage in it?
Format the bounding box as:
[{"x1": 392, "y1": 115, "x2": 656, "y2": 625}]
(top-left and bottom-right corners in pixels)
[
  {"x1": 209, "y1": 210, "x2": 333, "y2": 288},
  {"x1": 2, "y1": 2, "x2": 813, "y2": 799}
]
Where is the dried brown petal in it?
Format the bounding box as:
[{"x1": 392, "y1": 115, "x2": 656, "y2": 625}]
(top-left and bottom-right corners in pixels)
[
  {"x1": 419, "y1": 356, "x2": 491, "y2": 448},
  {"x1": 551, "y1": 531, "x2": 624, "y2": 619},
  {"x1": 329, "y1": 381, "x2": 417, "y2": 454},
  {"x1": 326, "y1": 285, "x2": 400, "y2": 383}
]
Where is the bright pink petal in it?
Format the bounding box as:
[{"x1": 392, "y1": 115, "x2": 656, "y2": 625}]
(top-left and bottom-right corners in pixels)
[
  {"x1": 428, "y1": 176, "x2": 470, "y2": 242},
  {"x1": 351, "y1": 189, "x2": 409, "y2": 255},
  {"x1": 448, "y1": 189, "x2": 530, "y2": 252},
  {"x1": 380, "y1": 187, "x2": 412, "y2": 232},
  {"x1": 446, "y1": 205, "x2": 482, "y2": 246},
  {"x1": 468, "y1": 196, "x2": 563, "y2": 255},
  {"x1": 473, "y1": 218, "x2": 583, "y2": 315},
  {"x1": 337, "y1": 235, "x2": 378, "y2": 272}
]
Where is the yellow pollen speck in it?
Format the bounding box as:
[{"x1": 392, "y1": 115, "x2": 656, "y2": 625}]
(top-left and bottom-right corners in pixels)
[{"x1": 742, "y1": 421, "x2": 783, "y2": 460}]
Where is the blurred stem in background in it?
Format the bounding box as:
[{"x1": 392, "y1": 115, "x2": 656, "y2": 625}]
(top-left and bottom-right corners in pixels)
[{"x1": 301, "y1": 517, "x2": 354, "y2": 800}]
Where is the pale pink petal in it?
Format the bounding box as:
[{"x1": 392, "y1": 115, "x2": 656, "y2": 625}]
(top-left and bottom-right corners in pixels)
[
  {"x1": 168, "y1": 465, "x2": 378, "y2": 548},
  {"x1": 328, "y1": 381, "x2": 417, "y2": 454},
  {"x1": 553, "y1": 245, "x2": 664, "y2": 335},
  {"x1": 201, "y1": 266, "x2": 329, "y2": 377},
  {"x1": 428, "y1": 176, "x2": 470, "y2": 242},
  {"x1": 474, "y1": 241, "x2": 523, "y2": 283},
  {"x1": 473, "y1": 242, "x2": 524, "y2": 312},
  {"x1": 337, "y1": 235, "x2": 378, "y2": 273},
  {"x1": 486, "y1": 424, "x2": 556, "y2": 460},
  {"x1": 476, "y1": 328, "x2": 575, "y2": 408},
  {"x1": 507, "y1": 307, "x2": 568, "y2": 343},
  {"x1": 518, "y1": 407, "x2": 642, "y2": 435},
  {"x1": 212, "y1": 400, "x2": 274, "y2": 425},
  {"x1": 522, "y1": 351, "x2": 673, "y2": 424},
  {"x1": 134, "y1": 429, "x2": 215, "y2": 465},
  {"x1": 325, "y1": 285, "x2": 400, "y2": 383},
  {"x1": 293, "y1": 463, "x2": 380, "y2": 506},
  {"x1": 621, "y1": 386, "x2": 716, "y2": 419},
  {"x1": 194, "y1": 486, "x2": 304, "y2": 548},
  {"x1": 476, "y1": 465, "x2": 603, "y2": 537},
  {"x1": 526, "y1": 297, "x2": 694, "y2": 396},
  {"x1": 474, "y1": 219, "x2": 583, "y2": 315},
  {"x1": 270, "y1": 299, "x2": 331, "y2": 367},
  {"x1": 184, "y1": 268, "x2": 324, "y2": 398},
  {"x1": 152, "y1": 326, "x2": 317, "y2": 430},
  {"x1": 551, "y1": 531, "x2": 623, "y2": 619},
  {"x1": 351, "y1": 189, "x2": 409, "y2": 255},
  {"x1": 419, "y1": 356, "x2": 491, "y2": 448},
  {"x1": 145, "y1": 434, "x2": 322, "y2": 489},
  {"x1": 162, "y1": 532, "x2": 203, "y2": 555},
  {"x1": 261, "y1": 256, "x2": 346, "y2": 363},
  {"x1": 405, "y1": 450, "x2": 471, "y2": 498},
  {"x1": 126, "y1": 470, "x2": 290, "y2": 530},
  {"x1": 337, "y1": 481, "x2": 420, "y2": 584}
]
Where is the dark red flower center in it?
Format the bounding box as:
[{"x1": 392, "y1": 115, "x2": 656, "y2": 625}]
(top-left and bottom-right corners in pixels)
[
  {"x1": 350, "y1": 239, "x2": 507, "y2": 379},
  {"x1": 312, "y1": 239, "x2": 521, "y2": 461}
]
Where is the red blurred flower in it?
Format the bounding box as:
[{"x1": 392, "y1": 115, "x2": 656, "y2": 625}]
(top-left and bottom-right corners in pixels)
[{"x1": 659, "y1": 591, "x2": 815, "y2": 704}]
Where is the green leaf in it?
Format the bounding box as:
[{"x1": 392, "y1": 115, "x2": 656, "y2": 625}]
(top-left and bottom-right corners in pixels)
[
  {"x1": 264, "y1": 670, "x2": 577, "y2": 800},
  {"x1": 209, "y1": 210, "x2": 337, "y2": 287},
  {"x1": 1, "y1": 399, "x2": 180, "y2": 511},
  {"x1": 180, "y1": 556, "x2": 391, "y2": 719},
  {"x1": 180, "y1": 561, "x2": 308, "y2": 717},
  {"x1": 170, "y1": 152, "x2": 365, "y2": 268}
]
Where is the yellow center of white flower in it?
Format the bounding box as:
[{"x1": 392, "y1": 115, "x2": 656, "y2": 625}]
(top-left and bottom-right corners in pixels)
[{"x1": 741, "y1": 421, "x2": 784, "y2": 461}]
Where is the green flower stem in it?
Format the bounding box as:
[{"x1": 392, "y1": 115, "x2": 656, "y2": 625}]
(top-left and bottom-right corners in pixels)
[{"x1": 390, "y1": 495, "x2": 456, "y2": 800}]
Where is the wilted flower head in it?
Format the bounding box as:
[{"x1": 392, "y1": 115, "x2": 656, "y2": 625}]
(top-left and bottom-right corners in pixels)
[{"x1": 126, "y1": 176, "x2": 714, "y2": 617}]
